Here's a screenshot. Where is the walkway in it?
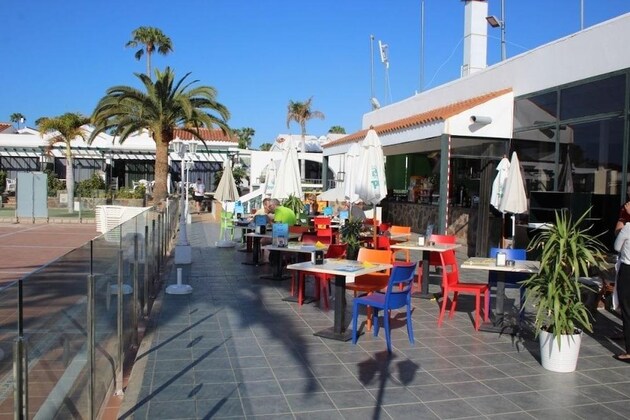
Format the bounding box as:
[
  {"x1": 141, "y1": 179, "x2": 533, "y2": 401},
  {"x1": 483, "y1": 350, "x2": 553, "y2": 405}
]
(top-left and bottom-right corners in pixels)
[{"x1": 116, "y1": 215, "x2": 630, "y2": 419}]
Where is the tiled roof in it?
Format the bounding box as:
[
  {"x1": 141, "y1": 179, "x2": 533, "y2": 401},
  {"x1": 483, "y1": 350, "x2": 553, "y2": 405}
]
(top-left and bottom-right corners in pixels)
[
  {"x1": 174, "y1": 128, "x2": 237, "y2": 143},
  {"x1": 324, "y1": 88, "x2": 512, "y2": 148},
  {"x1": 0, "y1": 123, "x2": 12, "y2": 133}
]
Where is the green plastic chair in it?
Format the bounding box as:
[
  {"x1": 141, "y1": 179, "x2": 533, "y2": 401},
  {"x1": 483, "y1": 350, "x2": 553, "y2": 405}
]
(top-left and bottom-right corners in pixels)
[{"x1": 220, "y1": 210, "x2": 235, "y2": 241}]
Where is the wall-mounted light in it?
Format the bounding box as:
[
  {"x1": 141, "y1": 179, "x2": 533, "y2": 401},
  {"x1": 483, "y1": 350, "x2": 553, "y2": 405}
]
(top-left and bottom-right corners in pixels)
[
  {"x1": 336, "y1": 171, "x2": 345, "y2": 183},
  {"x1": 470, "y1": 115, "x2": 493, "y2": 125}
]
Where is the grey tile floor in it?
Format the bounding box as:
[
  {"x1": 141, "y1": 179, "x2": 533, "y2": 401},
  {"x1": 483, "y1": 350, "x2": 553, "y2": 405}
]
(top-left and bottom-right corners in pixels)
[{"x1": 118, "y1": 219, "x2": 630, "y2": 419}]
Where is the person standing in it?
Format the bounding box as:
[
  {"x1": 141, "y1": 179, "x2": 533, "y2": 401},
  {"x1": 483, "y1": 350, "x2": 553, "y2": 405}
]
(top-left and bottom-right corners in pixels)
[
  {"x1": 193, "y1": 178, "x2": 205, "y2": 213},
  {"x1": 614, "y1": 222, "x2": 630, "y2": 362}
]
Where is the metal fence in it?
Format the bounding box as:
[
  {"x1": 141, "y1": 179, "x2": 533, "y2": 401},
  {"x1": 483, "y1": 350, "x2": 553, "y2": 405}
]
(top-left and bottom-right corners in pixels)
[{"x1": 0, "y1": 199, "x2": 180, "y2": 419}]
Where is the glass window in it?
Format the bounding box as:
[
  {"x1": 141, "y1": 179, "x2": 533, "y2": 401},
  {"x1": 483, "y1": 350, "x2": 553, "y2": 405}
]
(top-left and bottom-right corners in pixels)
[
  {"x1": 512, "y1": 139, "x2": 557, "y2": 193},
  {"x1": 560, "y1": 75, "x2": 625, "y2": 120},
  {"x1": 566, "y1": 118, "x2": 624, "y2": 194},
  {"x1": 514, "y1": 91, "x2": 557, "y2": 129}
]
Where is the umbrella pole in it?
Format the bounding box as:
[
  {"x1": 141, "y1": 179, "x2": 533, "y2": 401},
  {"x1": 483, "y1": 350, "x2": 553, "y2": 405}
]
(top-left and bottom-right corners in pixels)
[
  {"x1": 501, "y1": 213, "x2": 506, "y2": 248},
  {"x1": 373, "y1": 216, "x2": 377, "y2": 247}
]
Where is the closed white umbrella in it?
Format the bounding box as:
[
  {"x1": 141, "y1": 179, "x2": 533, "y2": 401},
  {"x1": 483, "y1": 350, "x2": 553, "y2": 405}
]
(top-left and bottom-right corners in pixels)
[
  {"x1": 490, "y1": 156, "x2": 510, "y2": 210},
  {"x1": 214, "y1": 160, "x2": 240, "y2": 203},
  {"x1": 214, "y1": 159, "x2": 240, "y2": 248},
  {"x1": 272, "y1": 137, "x2": 303, "y2": 200},
  {"x1": 499, "y1": 151, "x2": 528, "y2": 241},
  {"x1": 354, "y1": 128, "x2": 387, "y2": 205},
  {"x1": 353, "y1": 128, "x2": 387, "y2": 244},
  {"x1": 263, "y1": 159, "x2": 277, "y2": 197},
  {"x1": 344, "y1": 142, "x2": 361, "y2": 204}
]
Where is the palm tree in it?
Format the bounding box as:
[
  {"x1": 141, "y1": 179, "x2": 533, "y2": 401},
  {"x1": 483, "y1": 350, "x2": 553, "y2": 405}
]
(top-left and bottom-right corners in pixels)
[
  {"x1": 286, "y1": 97, "x2": 324, "y2": 180},
  {"x1": 37, "y1": 113, "x2": 90, "y2": 213},
  {"x1": 328, "y1": 125, "x2": 346, "y2": 134},
  {"x1": 259, "y1": 143, "x2": 273, "y2": 151},
  {"x1": 90, "y1": 67, "x2": 230, "y2": 201},
  {"x1": 233, "y1": 127, "x2": 255, "y2": 149},
  {"x1": 125, "y1": 26, "x2": 173, "y2": 78},
  {"x1": 10, "y1": 112, "x2": 25, "y2": 130}
]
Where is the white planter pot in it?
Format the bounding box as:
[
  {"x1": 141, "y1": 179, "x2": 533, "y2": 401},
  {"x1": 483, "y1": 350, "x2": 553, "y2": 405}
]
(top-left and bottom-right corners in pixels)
[{"x1": 539, "y1": 328, "x2": 582, "y2": 373}]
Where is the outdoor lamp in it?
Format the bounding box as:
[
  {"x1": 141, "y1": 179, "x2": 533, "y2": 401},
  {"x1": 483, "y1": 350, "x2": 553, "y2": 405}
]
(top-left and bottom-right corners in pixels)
[
  {"x1": 172, "y1": 139, "x2": 186, "y2": 157},
  {"x1": 486, "y1": 15, "x2": 500, "y2": 28},
  {"x1": 486, "y1": 0, "x2": 506, "y2": 61},
  {"x1": 336, "y1": 171, "x2": 345, "y2": 183}
]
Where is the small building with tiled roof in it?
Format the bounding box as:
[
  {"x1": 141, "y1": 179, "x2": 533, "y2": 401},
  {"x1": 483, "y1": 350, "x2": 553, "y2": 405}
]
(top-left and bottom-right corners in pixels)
[{"x1": 0, "y1": 125, "x2": 241, "y2": 194}]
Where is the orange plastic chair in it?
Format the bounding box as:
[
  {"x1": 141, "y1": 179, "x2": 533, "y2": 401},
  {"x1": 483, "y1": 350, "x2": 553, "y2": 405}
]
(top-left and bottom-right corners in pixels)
[
  {"x1": 437, "y1": 249, "x2": 490, "y2": 331},
  {"x1": 297, "y1": 243, "x2": 347, "y2": 309},
  {"x1": 314, "y1": 216, "x2": 334, "y2": 245},
  {"x1": 346, "y1": 248, "x2": 393, "y2": 330},
  {"x1": 389, "y1": 225, "x2": 412, "y2": 261}
]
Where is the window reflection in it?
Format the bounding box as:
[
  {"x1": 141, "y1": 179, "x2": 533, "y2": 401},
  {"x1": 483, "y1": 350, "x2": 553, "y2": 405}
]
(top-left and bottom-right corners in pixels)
[{"x1": 560, "y1": 75, "x2": 625, "y2": 120}]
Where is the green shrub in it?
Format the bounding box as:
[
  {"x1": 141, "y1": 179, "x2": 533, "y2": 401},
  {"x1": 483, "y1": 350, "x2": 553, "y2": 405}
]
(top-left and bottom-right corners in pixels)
[
  {"x1": 75, "y1": 173, "x2": 107, "y2": 198},
  {"x1": 0, "y1": 171, "x2": 6, "y2": 194},
  {"x1": 45, "y1": 170, "x2": 65, "y2": 197},
  {"x1": 115, "y1": 185, "x2": 145, "y2": 199}
]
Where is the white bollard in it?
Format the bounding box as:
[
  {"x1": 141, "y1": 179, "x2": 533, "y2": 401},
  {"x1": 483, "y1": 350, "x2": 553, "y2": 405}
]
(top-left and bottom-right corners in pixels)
[{"x1": 166, "y1": 267, "x2": 193, "y2": 295}]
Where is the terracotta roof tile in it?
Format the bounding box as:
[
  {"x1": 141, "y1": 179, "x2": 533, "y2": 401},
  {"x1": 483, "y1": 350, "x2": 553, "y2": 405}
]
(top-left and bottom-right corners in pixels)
[
  {"x1": 174, "y1": 128, "x2": 237, "y2": 143},
  {"x1": 0, "y1": 123, "x2": 12, "y2": 133},
  {"x1": 324, "y1": 88, "x2": 512, "y2": 148}
]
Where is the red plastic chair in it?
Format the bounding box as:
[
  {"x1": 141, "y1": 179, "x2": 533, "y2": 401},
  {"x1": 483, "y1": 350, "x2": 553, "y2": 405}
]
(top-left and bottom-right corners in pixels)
[
  {"x1": 437, "y1": 249, "x2": 490, "y2": 331},
  {"x1": 296, "y1": 243, "x2": 347, "y2": 309},
  {"x1": 314, "y1": 216, "x2": 334, "y2": 245}
]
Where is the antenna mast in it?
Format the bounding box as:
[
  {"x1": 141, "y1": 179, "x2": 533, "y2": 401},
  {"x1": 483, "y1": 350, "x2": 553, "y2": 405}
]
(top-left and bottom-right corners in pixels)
[
  {"x1": 370, "y1": 35, "x2": 376, "y2": 109},
  {"x1": 379, "y1": 40, "x2": 392, "y2": 104}
]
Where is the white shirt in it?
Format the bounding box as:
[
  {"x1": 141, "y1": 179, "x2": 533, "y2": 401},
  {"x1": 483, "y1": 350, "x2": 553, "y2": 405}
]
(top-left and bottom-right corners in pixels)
[
  {"x1": 194, "y1": 182, "x2": 205, "y2": 197},
  {"x1": 614, "y1": 222, "x2": 630, "y2": 264}
]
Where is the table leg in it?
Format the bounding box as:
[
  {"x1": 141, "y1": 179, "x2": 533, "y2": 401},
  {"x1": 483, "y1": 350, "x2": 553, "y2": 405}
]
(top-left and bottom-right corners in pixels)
[
  {"x1": 238, "y1": 229, "x2": 253, "y2": 253},
  {"x1": 242, "y1": 237, "x2": 266, "y2": 266},
  {"x1": 480, "y1": 272, "x2": 518, "y2": 334},
  {"x1": 260, "y1": 251, "x2": 291, "y2": 281},
  {"x1": 313, "y1": 274, "x2": 353, "y2": 341},
  {"x1": 413, "y1": 250, "x2": 435, "y2": 299}
]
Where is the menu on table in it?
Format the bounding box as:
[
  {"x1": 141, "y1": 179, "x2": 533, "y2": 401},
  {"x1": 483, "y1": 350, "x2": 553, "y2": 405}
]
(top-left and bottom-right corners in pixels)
[{"x1": 272, "y1": 223, "x2": 289, "y2": 247}]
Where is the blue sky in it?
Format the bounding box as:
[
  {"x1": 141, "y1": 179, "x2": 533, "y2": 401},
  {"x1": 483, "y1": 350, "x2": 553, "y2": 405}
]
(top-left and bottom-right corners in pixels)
[{"x1": 2, "y1": 1, "x2": 629, "y2": 148}]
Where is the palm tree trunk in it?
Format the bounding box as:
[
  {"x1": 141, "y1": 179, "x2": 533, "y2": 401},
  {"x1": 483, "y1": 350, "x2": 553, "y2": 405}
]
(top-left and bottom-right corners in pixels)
[
  {"x1": 146, "y1": 52, "x2": 152, "y2": 78},
  {"x1": 66, "y1": 153, "x2": 75, "y2": 213},
  {"x1": 153, "y1": 136, "x2": 170, "y2": 201}
]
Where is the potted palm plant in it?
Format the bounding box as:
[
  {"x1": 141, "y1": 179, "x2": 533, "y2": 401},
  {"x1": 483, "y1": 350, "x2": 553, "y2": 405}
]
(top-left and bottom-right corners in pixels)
[
  {"x1": 339, "y1": 217, "x2": 365, "y2": 260},
  {"x1": 521, "y1": 209, "x2": 607, "y2": 372},
  {"x1": 282, "y1": 194, "x2": 305, "y2": 224}
]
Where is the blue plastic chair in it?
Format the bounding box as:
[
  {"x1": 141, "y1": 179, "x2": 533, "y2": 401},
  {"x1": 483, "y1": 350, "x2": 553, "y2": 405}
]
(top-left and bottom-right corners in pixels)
[
  {"x1": 489, "y1": 248, "x2": 528, "y2": 319},
  {"x1": 351, "y1": 262, "x2": 418, "y2": 353}
]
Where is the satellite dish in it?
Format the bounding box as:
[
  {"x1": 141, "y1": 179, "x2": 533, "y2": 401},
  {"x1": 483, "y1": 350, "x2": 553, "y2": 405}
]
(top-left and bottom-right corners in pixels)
[{"x1": 371, "y1": 97, "x2": 381, "y2": 110}]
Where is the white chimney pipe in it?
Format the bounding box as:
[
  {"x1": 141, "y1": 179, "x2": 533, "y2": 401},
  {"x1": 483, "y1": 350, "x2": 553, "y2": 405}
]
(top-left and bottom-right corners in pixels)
[{"x1": 462, "y1": 0, "x2": 489, "y2": 76}]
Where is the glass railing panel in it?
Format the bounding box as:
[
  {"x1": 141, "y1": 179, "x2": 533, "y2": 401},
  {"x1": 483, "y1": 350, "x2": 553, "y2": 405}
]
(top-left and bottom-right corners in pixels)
[
  {"x1": 91, "y1": 229, "x2": 124, "y2": 415},
  {"x1": 22, "y1": 242, "x2": 91, "y2": 418},
  {"x1": 0, "y1": 281, "x2": 18, "y2": 417}
]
